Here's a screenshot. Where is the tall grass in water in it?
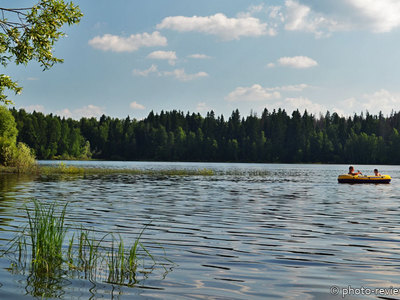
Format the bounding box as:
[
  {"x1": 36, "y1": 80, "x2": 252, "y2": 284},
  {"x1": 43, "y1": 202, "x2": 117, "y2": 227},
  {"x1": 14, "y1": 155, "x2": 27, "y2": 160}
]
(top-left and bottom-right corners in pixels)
[
  {"x1": 26, "y1": 200, "x2": 68, "y2": 276},
  {"x1": 106, "y1": 229, "x2": 156, "y2": 285},
  {"x1": 3, "y1": 199, "x2": 172, "y2": 297}
]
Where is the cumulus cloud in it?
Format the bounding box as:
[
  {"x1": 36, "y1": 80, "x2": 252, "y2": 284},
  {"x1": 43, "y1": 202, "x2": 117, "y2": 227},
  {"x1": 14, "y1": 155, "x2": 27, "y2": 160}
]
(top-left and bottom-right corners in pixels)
[
  {"x1": 225, "y1": 83, "x2": 324, "y2": 114},
  {"x1": 132, "y1": 65, "x2": 208, "y2": 81},
  {"x1": 22, "y1": 104, "x2": 45, "y2": 113},
  {"x1": 88, "y1": 31, "x2": 167, "y2": 52},
  {"x1": 277, "y1": 0, "x2": 400, "y2": 36},
  {"x1": 188, "y1": 54, "x2": 211, "y2": 59},
  {"x1": 238, "y1": 1, "x2": 343, "y2": 37},
  {"x1": 225, "y1": 0, "x2": 400, "y2": 39},
  {"x1": 273, "y1": 84, "x2": 310, "y2": 91},
  {"x1": 130, "y1": 101, "x2": 145, "y2": 110},
  {"x1": 196, "y1": 102, "x2": 212, "y2": 113},
  {"x1": 56, "y1": 108, "x2": 73, "y2": 118},
  {"x1": 285, "y1": 0, "x2": 311, "y2": 31},
  {"x1": 157, "y1": 13, "x2": 273, "y2": 40},
  {"x1": 56, "y1": 105, "x2": 105, "y2": 119},
  {"x1": 346, "y1": 0, "x2": 400, "y2": 32},
  {"x1": 334, "y1": 89, "x2": 400, "y2": 115},
  {"x1": 275, "y1": 97, "x2": 326, "y2": 115},
  {"x1": 225, "y1": 83, "x2": 310, "y2": 102},
  {"x1": 162, "y1": 69, "x2": 208, "y2": 81},
  {"x1": 75, "y1": 105, "x2": 105, "y2": 118},
  {"x1": 147, "y1": 50, "x2": 177, "y2": 65},
  {"x1": 132, "y1": 64, "x2": 160, "y2": 77},
  {"x1": 238, "y1": 4, "x2": 266, "y2": 18},
  {"x1": 277, "y1": 56, "x2": 318, "y2": 68},
  {"x1": 284, "y1": 0, "x2": 340, "y2": 37},
  {"x1": 225, "y1": 84, "x2": 281, "y2": 102}
]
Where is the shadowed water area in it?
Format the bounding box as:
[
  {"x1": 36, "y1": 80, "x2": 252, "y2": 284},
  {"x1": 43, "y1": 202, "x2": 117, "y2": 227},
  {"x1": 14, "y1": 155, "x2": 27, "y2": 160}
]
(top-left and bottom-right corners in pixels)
[{"x1": 0, "y1": 162, "x2": 400, "y2": 299}]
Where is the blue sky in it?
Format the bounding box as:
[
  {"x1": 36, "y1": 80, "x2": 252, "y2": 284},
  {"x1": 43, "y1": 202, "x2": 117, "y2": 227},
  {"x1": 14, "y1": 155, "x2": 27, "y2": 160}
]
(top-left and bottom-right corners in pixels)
[{"x1": 5, "y1": 0, "x2": 400, "y2": 119}]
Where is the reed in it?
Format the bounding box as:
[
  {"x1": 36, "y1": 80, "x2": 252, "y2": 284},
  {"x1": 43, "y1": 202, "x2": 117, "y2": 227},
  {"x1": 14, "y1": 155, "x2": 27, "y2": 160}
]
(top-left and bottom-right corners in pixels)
[
  {"x1": 39, "y1": 164, "x2": 215, "y2": 176},
  {"x1": 1, "y1": 162, "x2": 280, "y2": 177},
  {"x1": 104, "y1": 227, "x2": 155, "y2": 285},
  {"x1": 3, "y1": 199, "x2": 172, "y2": 296},
  {"x1": 2, "y1": 162, "x2": 216, "y2": 176},
  {"x1": 26, "y1": 199, "x2": 68, "y2": 276}
]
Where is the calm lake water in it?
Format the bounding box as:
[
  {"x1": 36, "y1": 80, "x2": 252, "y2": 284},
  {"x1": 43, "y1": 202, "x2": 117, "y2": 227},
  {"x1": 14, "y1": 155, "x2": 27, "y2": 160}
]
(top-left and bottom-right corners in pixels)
[{"x1": 1, "y1": 162, "x2": 400, "y2": 299}]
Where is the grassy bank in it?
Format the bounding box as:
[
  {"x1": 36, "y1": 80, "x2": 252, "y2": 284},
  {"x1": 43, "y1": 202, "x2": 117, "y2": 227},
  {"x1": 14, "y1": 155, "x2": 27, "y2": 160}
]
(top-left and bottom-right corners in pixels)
[
  {"x1": 0, "y1": 162, "x2": 278, "y2": 177},
  {"x1": 0, "y1": 162, "x2": 215, "y2": 176}
]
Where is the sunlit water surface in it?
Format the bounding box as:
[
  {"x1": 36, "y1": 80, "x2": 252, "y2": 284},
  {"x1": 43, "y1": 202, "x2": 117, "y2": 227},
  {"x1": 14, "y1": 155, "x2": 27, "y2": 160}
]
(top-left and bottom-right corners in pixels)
[{"x1": 1, "y1": 162, "x2": 400, "y2": 299}]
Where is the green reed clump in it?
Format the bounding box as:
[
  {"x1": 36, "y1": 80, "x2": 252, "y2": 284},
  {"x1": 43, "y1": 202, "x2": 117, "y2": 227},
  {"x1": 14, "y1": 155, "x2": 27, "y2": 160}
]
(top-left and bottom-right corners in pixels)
[
  {"x1": 26, "y1": 200, "x2": 68, "y2": 276},
  {"x1": 2, "y1": 161, "x2": 216, "y2": 177},
  {"x1": 3, "y1": 199, "x2": 172, "y2": 297},
  {"x1": 40, "y1": 162, "x2": 85, "y2": 175},
  {"x1": 105, "y1": 228, "x2": 156, "y2": 285}
]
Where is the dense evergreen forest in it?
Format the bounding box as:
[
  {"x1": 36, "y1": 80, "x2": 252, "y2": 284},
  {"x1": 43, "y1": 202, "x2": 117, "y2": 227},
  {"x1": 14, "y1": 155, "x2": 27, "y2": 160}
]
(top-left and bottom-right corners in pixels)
[{"x1": 9, "y1": 107, "x2": 400, "y2": 164}]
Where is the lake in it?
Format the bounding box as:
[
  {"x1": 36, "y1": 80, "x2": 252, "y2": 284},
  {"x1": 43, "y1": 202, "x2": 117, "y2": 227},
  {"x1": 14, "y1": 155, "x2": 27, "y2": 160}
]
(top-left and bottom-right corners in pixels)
[{"x1": 0, "y1": 162, "x2": 400, "y2": 299}]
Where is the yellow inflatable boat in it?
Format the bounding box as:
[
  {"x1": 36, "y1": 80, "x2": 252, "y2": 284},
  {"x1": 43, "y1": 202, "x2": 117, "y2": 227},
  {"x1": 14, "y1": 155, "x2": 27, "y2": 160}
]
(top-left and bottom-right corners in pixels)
[{"x1": 338, "y1": 174, "x2": 391, "y2": 184}]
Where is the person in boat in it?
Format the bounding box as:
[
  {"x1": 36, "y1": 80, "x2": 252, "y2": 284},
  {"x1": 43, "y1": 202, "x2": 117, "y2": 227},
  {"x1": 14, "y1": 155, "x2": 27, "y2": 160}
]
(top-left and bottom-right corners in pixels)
[
  {"x1": 348, "y1": 166, "x2": 362, "y2": 176},
  {"x1": 374, "y1": 169, "x2": 381, "y2": 176}
]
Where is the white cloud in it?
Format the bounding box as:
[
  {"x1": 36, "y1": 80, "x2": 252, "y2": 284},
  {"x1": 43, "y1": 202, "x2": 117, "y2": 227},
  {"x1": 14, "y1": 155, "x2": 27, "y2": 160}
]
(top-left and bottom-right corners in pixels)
[
  {"x1": 238, "y1": 4, "x2": 266, "y2": 18},
  {"x1": 284, "y1": 0, "x2": 342, "y2": 37},
  {"x1": 248, "y1": 4, "x2": 265, "y2": 15},
  {"x1": 188, "y1": 54, "x2": 211, "y2": 59},
  {"x1": 347, "y1": 0, "x2": 400, "y2": 32},
  {"x1": 196, "y1": 102, "x2": 211, "y2": 113},
  {"x1": 277, "y1": 97, "x2": 326, "y2": 115},
  {"x1": 132, "y1": 65, "x2": 208, "y2": 81},
  {"x1": 75, "y1": 105, "x2": 105, "y2": 118},
  {"x1": 333, "y1": 89, "x2": 400, "y2": 115},
  {"x1": 157, "y1": 13, "x2": 273, "y2": 40},
  {"x1": 56, "y1": 108, "x2": 73, "y2": 118},
  {"x1": 132, "y1": 64, "x2": 160, "y2": 77},
  {"x1": 247, "y1": 1, "x2": 346, "y2": 38},
  {"x1": 162, "y1": 69, "x2": 208, "y2": 81},
  {"x1": 130, "y1": 101, "x2": 145, "y2": 110},
  {"x1": 277, "y1": 56, "x2": 318, "y2": 68},
  {"x1": 273, "y1": 84, "x2": 310, "y2": 92},
  {"x1": 225, "y1": 84, "x2": 281, "y2": 102},
  {"x1": 23, "y1": 104, "x2": 45, "y2": 113},
  {"x1": 268, "y1": 5, "x2": 285, "y2": 22},
  {"x1": 267, "y1": 62, "x2": 276, "y2": 68},
  {"x1": 279, "y1": 0, "x2": 400, "y2": 36},
  {"x1": 147, "y1": 50, "x2": 177, "y2": 65},
  {"x1": 27, "y1": 77, "x2": 39, "y2": 81},
  {"x1": 237, "y1": 0, "x2": 400, "y2": 39},
  {"x1": 88, "y1": 31, "x2": 167, "y2": 52},
  {"x1": 56, "y1": 105, "x2": 105, "y2": 119},
  {"x1": 285, "y1": 0, "x2": 311, "y2": 31},
  {"x1": 225, "y1": 83, "x2": 310, "y2": 103}
]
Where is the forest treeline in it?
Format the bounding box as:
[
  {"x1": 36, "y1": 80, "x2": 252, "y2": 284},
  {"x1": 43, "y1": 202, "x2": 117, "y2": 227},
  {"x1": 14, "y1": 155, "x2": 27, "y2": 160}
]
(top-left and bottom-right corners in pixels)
[{"x1": 9, "y1": 107, "x2": 400, "y2": 164}]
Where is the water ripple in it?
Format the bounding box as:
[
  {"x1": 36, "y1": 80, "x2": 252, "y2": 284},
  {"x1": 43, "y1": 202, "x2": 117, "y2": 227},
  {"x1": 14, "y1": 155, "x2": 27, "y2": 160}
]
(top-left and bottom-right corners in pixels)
[{"x1": 1, "y1": 162, "x2": 400, "y2": 299}]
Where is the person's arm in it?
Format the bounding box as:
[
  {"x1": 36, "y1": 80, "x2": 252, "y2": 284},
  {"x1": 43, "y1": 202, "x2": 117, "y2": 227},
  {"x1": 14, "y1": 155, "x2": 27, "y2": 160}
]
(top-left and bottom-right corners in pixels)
[{"x1": 349, "y1": 171, "x2": 361, "y2": 175}]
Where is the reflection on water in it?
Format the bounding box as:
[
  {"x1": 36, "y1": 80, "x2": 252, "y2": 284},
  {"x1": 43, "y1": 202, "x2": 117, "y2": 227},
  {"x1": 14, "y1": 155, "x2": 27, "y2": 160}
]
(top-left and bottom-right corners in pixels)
[
  {"x1": 0, "y1": 163, "x2": 400, "y2": 299},
  {"x1": 0, "y1": 174, "x2": 36, "y2": 232}
]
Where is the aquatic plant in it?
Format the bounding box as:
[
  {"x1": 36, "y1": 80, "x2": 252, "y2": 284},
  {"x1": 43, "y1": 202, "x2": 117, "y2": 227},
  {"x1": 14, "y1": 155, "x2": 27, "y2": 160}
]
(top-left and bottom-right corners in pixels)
[
  {"x1": 105, "y1": 229, "x2": 157, "y2": 285},
  {"x1": 3, "y1": 199, "x2": 172, "y2": 297},
  {"x1": 0, "y1": 161, "x2": 280, "y2": 177},
  {"x1": 26, "y1": 199, "x2": 68, "y2": 276},
  {"x1": 17, "y1": 163, "x2": 216, "y2": 176}
]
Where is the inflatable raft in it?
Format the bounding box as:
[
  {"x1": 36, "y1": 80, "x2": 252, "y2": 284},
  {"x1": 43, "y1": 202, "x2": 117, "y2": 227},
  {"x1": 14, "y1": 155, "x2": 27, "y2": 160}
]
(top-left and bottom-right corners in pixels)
[{"x1": 338, "y1": 174, "x2": 391, "y2": 184}]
